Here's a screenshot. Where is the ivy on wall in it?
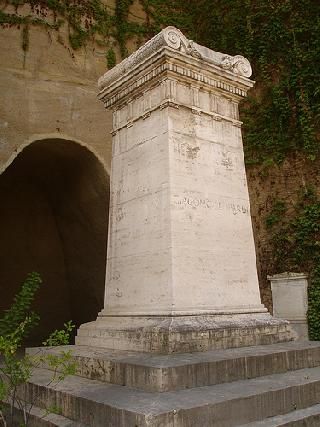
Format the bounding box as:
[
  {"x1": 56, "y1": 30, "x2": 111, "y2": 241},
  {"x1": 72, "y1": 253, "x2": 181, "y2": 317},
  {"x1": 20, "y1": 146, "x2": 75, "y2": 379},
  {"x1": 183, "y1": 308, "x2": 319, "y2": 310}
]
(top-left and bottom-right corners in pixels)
[
  {"x1": 141, "y1": 0, "x2": 320, "y2": 164},
  {"x1": 266, "y1": 188, "x2": 320, "y2": 339},
  {"x1": 1, "y1": 0, "x2": 319, "y2": 162},
  {"x1": 1, "y1": 0, "x2": 320, "y2": 335},
  {"x1": 140, "y1": 0, "x2": 320, "y2": 338},
  {"x1": 0, "y1": 0, "x2": 148, "y2": 67}
]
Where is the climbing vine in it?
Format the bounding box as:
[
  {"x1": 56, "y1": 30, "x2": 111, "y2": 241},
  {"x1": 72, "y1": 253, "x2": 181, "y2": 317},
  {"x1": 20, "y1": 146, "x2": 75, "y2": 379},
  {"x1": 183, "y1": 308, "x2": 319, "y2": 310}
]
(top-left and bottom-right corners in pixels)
[
  {"x1": 139, "y1": 0, "x2": 320, "y2": 337},
  {"x1": 266, "y1": 188, "x2": 320, "y2": 339},
  {"x1": 1, "y1": 0, "x2": 320, "y2": 333},
  {"x1": 0, "y1": 0, "x2": 148, "y2": 66},
  {"x1": 141, "y1": 0, "x2": 320, "y2": 164},
  {"x1": 1, "y1": 0, "x2": 319, "y2": 159}
]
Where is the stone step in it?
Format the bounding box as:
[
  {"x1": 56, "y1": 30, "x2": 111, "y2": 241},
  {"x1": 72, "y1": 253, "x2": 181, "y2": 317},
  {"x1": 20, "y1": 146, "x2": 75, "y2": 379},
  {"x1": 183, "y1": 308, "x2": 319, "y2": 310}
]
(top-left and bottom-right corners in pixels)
[
  {"x1": 24, "y1": 365, "x2": 320, "y2": 426},
  {"x1": 241, "y1": 403, "x2": 320, "y2": 426},
  {"x1": 27, "y1": 341, "x2": 320, "y2": 392},
  {"x1": 3, "y1": 401, "x2": 89, "y2": 427}
]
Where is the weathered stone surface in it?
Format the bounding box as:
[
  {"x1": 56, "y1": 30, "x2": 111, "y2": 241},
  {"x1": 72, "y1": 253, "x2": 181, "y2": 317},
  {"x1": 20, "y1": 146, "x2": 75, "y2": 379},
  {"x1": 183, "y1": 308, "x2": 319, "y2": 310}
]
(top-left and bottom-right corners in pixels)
[
  {"x1": 23, "y1": 365, "x2": 320, "y2": 426},
  {"x1": 269, "y1": 273, "x2": 309, "y2": 340},
  {"x1": 27, "y1": 341, "x2": 320, "y2": 392},
  {"x1": 99, "y1": 26, "x2": 260, "y2": 317},
  {"x1": 0, "y1": 5, "x2": 112, "y2": 173},
  {"x1": 5, "y1": 402, "x2": 87, "y2": 427},
  {"x1": 76, "y1": 26, "x2": 293, "y2": 352},
  {"x1": 0, "y1": 7, "x2": 112, "y2": 342},
  {"x1": 0, "y1": 139, "x2": 110, "y2": 343},
  {"x1": 76, "y1": 313, "x2": 293, "y2": 353},
  {"x1": 241, "y1": 403, "x2": 320, "y2": 426}
]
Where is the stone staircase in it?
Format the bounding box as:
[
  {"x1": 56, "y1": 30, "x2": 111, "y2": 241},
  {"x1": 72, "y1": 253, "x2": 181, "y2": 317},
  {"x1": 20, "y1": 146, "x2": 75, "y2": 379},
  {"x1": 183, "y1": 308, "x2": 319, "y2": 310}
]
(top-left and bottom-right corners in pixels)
[{"x1": 23, "y1": 341, "x2": 320, "y2": 426}]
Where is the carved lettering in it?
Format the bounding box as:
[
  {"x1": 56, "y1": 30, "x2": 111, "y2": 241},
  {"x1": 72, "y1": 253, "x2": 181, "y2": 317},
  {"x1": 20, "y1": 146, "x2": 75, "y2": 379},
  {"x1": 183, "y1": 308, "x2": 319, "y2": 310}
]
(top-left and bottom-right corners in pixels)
[
  {"x1": 228, "y1": 278, "x2": 247, "y2": 286},
  {"x1": 175, "y1": 196, "x2": 249, "y2": 215}
]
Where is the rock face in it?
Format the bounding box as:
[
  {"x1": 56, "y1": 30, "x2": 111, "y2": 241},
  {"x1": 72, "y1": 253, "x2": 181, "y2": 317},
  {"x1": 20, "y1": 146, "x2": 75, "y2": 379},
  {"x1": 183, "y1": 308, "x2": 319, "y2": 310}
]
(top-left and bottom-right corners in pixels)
[
  {"x1": 0, "y1": 13, "x2": 112, "y2": 174},
  {"x1": 0, "y1": 1, "x2": 316, "y2": 337},
  {"x1": 0, "y1": 139, "x2": 110, "y2": 342},
  {"x1": 0, "y1": 1, "x2": 153, "y2": 339},
  {"x1": 1, "y1": 0, "x2": 320, "y2": 351},
  {"x1": 0, "y1": 3, "x2": 113, "y2": 341},
  {"x1": 2, "y1": 17, "x2": 317, "y2": 427}
]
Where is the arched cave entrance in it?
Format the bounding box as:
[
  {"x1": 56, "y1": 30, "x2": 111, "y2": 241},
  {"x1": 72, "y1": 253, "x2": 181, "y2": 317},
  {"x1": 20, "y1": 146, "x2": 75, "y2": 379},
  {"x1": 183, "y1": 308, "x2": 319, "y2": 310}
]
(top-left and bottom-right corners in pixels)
[{"x1": 0, "y1": 139, "x2": 109, "y2": 345}]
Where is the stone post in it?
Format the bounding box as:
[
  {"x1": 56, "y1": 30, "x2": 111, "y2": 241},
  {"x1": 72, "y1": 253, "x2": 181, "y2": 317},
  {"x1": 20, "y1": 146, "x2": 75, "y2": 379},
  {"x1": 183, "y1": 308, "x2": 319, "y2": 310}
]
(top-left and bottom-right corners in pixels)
[
  {"x1": 269, "y1": 273, "x2": 308, "y2": 340},
  {"x1": 76, "y1": 27, "x2": 293, "y2": 352}
]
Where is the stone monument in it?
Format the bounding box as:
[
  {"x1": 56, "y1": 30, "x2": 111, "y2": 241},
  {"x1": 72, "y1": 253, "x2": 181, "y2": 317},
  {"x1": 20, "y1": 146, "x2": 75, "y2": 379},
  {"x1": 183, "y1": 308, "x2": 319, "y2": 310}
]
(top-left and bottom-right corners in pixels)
[
  {"x1": 24, "y1": 28, "x2": 320, "y2": 427},
  {"x1": 269, "y1": 272, "x2": 309, "y2": 340},
  {"x1": 76, "y1": 26, "x2": 293, "y2": 352}
]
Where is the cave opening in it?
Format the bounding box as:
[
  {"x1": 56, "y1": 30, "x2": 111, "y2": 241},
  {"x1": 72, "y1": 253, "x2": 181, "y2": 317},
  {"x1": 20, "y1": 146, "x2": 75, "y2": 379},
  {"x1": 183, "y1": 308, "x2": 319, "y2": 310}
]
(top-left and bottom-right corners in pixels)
[{"x1": 0, "y1": 139, "x2": 109, "y2": 345}]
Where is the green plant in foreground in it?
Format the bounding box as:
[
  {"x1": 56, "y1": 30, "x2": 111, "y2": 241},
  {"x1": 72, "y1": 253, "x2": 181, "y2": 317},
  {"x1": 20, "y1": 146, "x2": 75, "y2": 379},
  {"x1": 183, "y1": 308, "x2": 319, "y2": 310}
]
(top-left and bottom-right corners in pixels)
[
  {"x1": 42, "y1": 320, "x2": 75, "y2": 347},
  {"x1": 308, "y1": 268, "x2": 320, "y2": 341},
  {"x1": 0, "y1": 273, "x2": 76, "y2": 427},
  {"x1": 0, "y1": 272, "x2": 41, "y2": 340}
]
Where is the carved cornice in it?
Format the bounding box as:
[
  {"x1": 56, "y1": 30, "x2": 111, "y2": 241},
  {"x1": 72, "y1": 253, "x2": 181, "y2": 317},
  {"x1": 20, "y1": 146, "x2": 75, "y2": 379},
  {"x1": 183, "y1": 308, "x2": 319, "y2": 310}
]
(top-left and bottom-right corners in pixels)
[
  {"x1": 100, "y1": 61, "x2": 250, "y2": 109},
  {"x1": 98, "y1": 26, "x2": 253, "y2": 108},
  {"x1": 110, "y1": 99, "x2": 243, "y2": 136}
]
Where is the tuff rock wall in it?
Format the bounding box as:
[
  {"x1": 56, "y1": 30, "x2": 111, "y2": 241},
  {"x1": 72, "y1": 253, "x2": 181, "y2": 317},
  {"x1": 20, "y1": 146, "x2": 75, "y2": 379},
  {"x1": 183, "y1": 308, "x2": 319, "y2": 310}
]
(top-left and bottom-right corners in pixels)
[{"x1": 1, "y1": 1, "x2": 316, "y2": 341}]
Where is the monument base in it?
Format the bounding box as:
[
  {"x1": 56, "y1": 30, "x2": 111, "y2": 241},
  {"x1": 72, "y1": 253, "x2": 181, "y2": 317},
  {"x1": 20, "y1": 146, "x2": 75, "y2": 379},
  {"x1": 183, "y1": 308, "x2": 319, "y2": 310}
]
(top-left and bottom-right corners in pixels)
[{"x1": 76, "y1": 313, "x2": 295, "y2": 353}]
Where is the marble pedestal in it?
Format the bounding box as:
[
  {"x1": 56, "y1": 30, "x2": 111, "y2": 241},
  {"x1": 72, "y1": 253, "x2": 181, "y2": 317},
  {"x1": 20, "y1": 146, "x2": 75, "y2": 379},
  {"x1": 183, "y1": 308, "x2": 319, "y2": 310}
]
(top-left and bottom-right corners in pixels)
[
  {"x1": 269, "y1": 273, "x2": 309, "y2": 341},
  {"x1": 76, "y1": 27, "x2": 293, "y2": 352}
]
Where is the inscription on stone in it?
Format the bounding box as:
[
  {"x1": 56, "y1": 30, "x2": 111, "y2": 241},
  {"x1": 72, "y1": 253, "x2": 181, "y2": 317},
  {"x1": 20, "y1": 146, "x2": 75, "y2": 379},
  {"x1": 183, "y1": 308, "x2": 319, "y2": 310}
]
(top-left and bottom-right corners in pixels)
[{"x1": 174, "y1": 196, "x2": 249, "y2": 215}]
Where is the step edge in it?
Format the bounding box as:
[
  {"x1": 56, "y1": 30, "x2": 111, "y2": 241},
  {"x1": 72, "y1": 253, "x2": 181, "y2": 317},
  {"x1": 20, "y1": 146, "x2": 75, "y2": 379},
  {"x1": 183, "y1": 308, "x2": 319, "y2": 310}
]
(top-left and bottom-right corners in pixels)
[{"x1": 240, "y1": 402, "x2": 320, "y2": 426}]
